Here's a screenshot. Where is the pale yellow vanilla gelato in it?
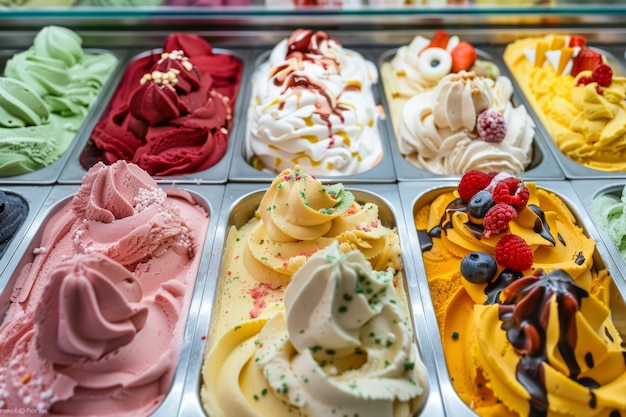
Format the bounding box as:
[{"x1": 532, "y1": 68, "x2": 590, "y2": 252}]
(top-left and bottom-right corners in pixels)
[
  {"x1": 204, "y1": 164, "x2": 401, "y2": 352},
  {"x1": 396, "y1": 71, "x2": 534, "y2": 175},
  {"x1": 504, "y1": 34, "x2": 626, "y2": 172},
  {"x1": 201, "y1": 240, "x2": 428, "y2": 417}
]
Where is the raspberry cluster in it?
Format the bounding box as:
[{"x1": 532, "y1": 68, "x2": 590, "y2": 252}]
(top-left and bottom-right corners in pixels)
[
  {"x1": 457, "y1": 170, "x2": 533, "y2": 271},
  {"x1": 476, "y1": 110, "x2": 507, "y2": 143}
]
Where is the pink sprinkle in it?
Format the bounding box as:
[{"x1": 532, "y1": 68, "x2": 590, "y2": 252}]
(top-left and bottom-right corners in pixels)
[
  {"x1": 201, "y1": 335, "x2": 206, "y2": 340},
  {"x1": 283, "y1": 175, "x2": 291, "y2": 181}
]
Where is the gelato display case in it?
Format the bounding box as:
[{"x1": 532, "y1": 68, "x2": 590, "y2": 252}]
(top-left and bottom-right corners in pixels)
[{"x1": 1, "y1": 3, "x2": 626, "y2": 417}]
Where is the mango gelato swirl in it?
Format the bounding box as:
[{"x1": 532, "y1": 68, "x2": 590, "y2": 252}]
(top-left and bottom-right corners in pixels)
[
  {"x1": 416, "y1": 172, "x2": 617, "y2": 416},
  {"x1": 475, "y1": 269, "x2": 626, "y2": 417},
  {"x1": 201, "y1": 242, "x2": 428, "y2": 417},
  {"x1": 504, "y1": 35, "x2": 626, "y2": 172}
]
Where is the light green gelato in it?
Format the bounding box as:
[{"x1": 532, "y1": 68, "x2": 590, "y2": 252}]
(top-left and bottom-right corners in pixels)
[
  {"x1": 589, "y1": 184, "x2": 626, "y2": 262},
  {"x1": 0, "y1": 26, "x2": 117, "y2": 177}
]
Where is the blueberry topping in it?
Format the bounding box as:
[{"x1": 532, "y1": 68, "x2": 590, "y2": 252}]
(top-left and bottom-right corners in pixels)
[
  {"x1": 468, "y1": 190, "x2": 494, "y2": 219},
  {"x1": 460, "y1": 252, "x2": 497, "y2": 284}
]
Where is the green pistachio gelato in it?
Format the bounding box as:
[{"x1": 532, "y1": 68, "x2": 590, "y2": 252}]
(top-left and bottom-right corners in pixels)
[
  {"x1": 0, "y1": 26, "x2": 117, "y2": 177},
  {"x1": 590, "y1": 184, "x2": 626, "y2": 262}
]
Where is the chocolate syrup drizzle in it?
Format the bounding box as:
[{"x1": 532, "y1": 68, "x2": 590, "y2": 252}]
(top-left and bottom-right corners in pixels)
[
  {"x1": 267, "y1": 29, "x2": 352, "y2": 145},
  {"x1": 418, "y1": 195, "x2": 624, "y2": 416}
]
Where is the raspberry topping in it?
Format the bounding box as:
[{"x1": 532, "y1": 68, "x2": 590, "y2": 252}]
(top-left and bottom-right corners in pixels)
[
  {"x1": 591, "y1": 64, "x2": 613, "y2": 87},
  {"x1": 483, "y1": 203, "x2": 517, "y2": 238},
  {"x1": 494, "y1": 234, "x2": 533, "y2": 271},
  {"x1": 492, "y1": 177, "x2": 529, "y2": 210},
  {"x1": 476, "y1": 110, "x2": 507, "y2": 143},
  {"x1": 458, "y1": 170, "x2": 492, "y2": 202}
]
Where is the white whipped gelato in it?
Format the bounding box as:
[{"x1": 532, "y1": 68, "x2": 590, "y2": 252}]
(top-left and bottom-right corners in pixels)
[
  {"x1": 397, "y1": 71, "x2": 535, "y2": 175},
  {"x1": 246, "y1": 30, "x2": 383, "y2": 176}
]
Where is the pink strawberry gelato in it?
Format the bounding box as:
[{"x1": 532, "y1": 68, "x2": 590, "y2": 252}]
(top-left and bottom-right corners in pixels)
[{"x1": 0, "y1": 160, "x2": 209, "y2": 416}]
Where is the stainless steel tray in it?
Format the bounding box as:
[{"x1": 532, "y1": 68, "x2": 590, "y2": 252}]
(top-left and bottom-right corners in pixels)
[
  {"x1": 180, "y1": 182, "x2": 445, "y2": 417},
  {"x1": 0, "y1": 185, "x2": 51, "y2": 281},
  {"x1": 58, "y1": 47, "x2": 251, "y2": 185},
  {"x1": 228, "y1": 47, "x2": 397, "y2": 183},
  {"x1": 377, "y1": 44, "x2": 565, "y2": 182},
  {"x1": 0, "y1": 183, "x2": 224, "y2": 417},
  {"x1": 573, "y1": 179, "x2": 626, "y2": 281},
  {"x1": 0, "y1": 48, "x2": 128, "y2": 184},
  {"x1": 398, "y1": 179, "x2": 626, "y2": 416}
]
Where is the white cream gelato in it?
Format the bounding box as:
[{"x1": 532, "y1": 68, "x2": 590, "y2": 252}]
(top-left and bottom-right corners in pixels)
[
  {"x1": 246, "y1": 29, "x2": 383, "y2": 176},
  {"x1": 397, "y1": 71, "x2": 535, "y2": 175}
]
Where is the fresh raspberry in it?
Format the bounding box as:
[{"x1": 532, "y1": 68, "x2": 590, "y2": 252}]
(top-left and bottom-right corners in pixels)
[
  {"x1": 476, "y1": 110, "x2": 506, "y2": 143},
  {"x1": 458, "y1": 170, "x2": 492, "y2": 202},
  {"x1": 492, "y1": 177, "x2": 529, "y2": 210},
  {"x1": 494, "y1": 234, "x2": 533, "y2": 271},
  {"x1": 592, "y1": 64, "x2": 613, "y2": 87},
  {"x1": 483, "y1": 203, "x2": 517, "y2": 238}
]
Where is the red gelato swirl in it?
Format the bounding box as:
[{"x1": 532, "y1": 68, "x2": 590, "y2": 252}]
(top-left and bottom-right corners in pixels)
[{"x1": 88, "y1": 33, "x2": 242, "y2": 176}]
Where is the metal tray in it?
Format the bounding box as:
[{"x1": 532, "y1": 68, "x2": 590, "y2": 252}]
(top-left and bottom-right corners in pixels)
[
  {"x1": 376, "y1": 44, "x2": 565, "y2": 182},
  {"x1": 573, "y1": 179, "x2": 626, "y2": 281},
  {"x1": 398, "y1": 179, "x2": 626, "y2": 417},
  {"x1": 0, "y1": 48, "x2": 128, "y2": 184},
  {"x1": 0, "y1": 183, "x2": 224, "y2": 417},
  {"x1": 179, "y1": 182, "x2": 445, "y2": 417},
  {"x1": 58, "y1": 47, "x2": 251, "y2": 185},
  {"x1": 0, "y1": 185, "x2": 51, "y2": 281},
  {"x1": 497, "y1": 42, "x2": 626, "y2": 180},
  {"x1": 228, "y1": 46, "x2": 397, "y2": 183}
]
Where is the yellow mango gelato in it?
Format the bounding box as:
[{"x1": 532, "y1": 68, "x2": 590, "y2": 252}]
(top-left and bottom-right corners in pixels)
[
  {"x1": 504, "y1": 34, "x2": 626, "y2": 172},
  {"x1": 415, "y1": 170, "x2": 621, "y2": 416}
]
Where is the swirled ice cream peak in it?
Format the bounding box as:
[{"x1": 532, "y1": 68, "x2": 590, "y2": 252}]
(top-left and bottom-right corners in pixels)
[{"x1": 253, "y1": 241, "x2": 428, "y2": 417}]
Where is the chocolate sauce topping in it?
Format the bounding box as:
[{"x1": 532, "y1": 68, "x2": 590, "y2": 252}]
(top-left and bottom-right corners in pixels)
[{"x1": 497, "y1": 269, "x2": 596, "y2": 417}]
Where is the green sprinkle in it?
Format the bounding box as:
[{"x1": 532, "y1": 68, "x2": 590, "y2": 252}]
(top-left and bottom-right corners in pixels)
[
  {"x1": 404, "y1": 362, "x2": 415, "y2": 371},
  {"x1": 338, "y1": 306, "x2": 348, "y2": 313}
]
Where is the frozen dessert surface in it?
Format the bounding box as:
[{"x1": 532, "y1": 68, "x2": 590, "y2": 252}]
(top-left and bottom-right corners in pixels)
[
  {"x1": 380, "y1": 31, "x2": 533, "y2": 175},
  {"x1": 473, "y1": 268, "x2": 625, "y2": 417},
  {"x1": 88, "y1": 33, "x2": 242, "y2": 176},
  {"x1": 208, "y1": 165, "x2": 401, "y2": 340},
  {"x1": 246, "y1": 29, "x2": 383, "y2": 176},
  {"x1": 590, "y1": 184, "x2": 626, "y2": 262},
  {"x1": 416, "y1": 170, "x2": 616, "y2": 416},
  {"x1": 381, "y1": 30, "x2": 499, "y2": 132},
  {"x1": 396, "y1": 71, "x2": 535, "y2": 175},
  {"x1": 202, "y1": 241, "x2": 429, "y2": 417},
  {"x1": 0, "y1": 190, "x2": 28, "y2": 259},
  {"x1": 0, "y1": 160, "x2": 209, "y2": 416},
  {"x1": 0, "y1": 26, "x2": 117, "y2": 177},
  {"x1": 504, "y1": 34, "x2": 626, "y2": 172}
]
